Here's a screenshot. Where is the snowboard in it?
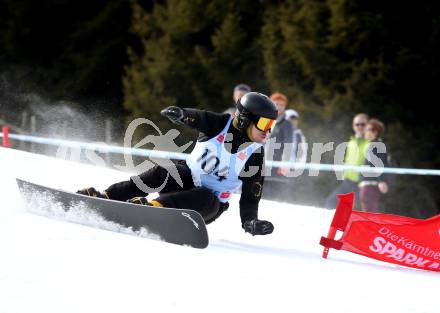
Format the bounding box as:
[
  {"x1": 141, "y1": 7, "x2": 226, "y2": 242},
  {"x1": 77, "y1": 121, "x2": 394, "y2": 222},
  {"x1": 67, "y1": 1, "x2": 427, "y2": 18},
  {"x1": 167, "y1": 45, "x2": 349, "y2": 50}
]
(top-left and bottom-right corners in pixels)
[{"x1": 16, "y1": 179, "x2": 209, "y2": 248}]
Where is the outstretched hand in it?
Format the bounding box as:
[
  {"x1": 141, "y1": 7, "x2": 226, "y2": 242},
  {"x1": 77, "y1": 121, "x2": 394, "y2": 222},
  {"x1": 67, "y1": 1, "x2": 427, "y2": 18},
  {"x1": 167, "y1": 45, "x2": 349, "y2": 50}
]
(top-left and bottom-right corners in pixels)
[{"x1": 160, "y1": 106, "x2": 185, "y2": 125}]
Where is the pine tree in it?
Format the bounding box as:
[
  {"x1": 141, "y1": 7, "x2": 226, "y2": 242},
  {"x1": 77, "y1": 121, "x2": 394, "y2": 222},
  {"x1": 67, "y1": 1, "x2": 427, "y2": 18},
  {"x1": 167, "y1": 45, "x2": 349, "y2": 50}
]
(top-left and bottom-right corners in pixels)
[
  {"x1": 261, "y1": 0, "x2": 440, "y2": 215},
  {"x1": 123, "y1": 0, "x2": 266, "y2": 124}
]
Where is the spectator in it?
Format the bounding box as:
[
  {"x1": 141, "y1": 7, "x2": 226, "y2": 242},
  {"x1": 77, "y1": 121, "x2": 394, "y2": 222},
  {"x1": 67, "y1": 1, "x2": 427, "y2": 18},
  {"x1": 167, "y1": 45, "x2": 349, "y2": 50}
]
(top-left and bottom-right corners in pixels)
[
  {"x1": 324, "y1": 113, "x2": 369, "y2": 209},
  {"x1": 285, "y1": 109, "x2": 307, "y2": 164},
  {"x1": 359, "y1": 118, "x2": 389, "y2": 212},
  {"x1": 224, "y1": 83, "x2": 251, "y2": 115},
  {"x1": 263, "y1": 92, "x2": 294, "y2": 202}
]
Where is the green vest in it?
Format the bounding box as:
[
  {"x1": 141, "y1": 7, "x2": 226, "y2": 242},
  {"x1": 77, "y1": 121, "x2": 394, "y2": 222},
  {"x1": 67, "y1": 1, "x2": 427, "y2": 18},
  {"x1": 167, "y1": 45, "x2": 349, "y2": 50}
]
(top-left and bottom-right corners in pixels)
[{"x1": 343, "y1": 136, "x2": 369, "y2": 182}]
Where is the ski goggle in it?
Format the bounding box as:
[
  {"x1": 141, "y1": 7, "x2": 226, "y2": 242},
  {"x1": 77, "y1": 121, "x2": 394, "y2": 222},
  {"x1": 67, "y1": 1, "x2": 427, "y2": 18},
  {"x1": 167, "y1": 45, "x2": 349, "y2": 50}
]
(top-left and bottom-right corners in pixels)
[{"x1": 255, "y1": 117, "x2": 276, "y2": 132}]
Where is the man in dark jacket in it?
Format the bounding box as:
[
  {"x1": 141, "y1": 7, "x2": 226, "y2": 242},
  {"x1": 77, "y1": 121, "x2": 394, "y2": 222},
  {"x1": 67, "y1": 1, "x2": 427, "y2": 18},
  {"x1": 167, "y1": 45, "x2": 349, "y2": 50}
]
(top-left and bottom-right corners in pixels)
[
  {"x1": 78, "y1": 92, "x2": 277, "y2": 235},
  {"x1": 263, "y1": 92, "x2": 294, "y2": 202}
]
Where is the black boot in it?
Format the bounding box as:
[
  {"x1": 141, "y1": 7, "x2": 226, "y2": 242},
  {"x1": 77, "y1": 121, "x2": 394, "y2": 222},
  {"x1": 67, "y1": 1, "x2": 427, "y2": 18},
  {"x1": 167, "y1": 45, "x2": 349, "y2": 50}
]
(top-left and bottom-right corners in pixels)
[
  {"x1": 77, "y1": 187, "x2": 109, "y2": 199},
  {"x1": 127, "y1": 197, "x2": 163, "y2": 207}
]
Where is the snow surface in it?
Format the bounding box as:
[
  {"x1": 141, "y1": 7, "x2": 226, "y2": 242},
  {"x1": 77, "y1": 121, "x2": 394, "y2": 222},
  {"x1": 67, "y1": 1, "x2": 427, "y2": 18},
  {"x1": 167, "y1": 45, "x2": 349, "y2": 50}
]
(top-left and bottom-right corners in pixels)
[{"x1": 0, "y1": 147, "x2": 438, "y2": 313}]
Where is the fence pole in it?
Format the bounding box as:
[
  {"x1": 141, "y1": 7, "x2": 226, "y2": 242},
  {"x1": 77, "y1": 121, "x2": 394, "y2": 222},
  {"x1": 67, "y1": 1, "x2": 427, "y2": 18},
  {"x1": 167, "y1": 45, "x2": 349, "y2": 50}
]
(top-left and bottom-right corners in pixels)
[
  {"x1": 2, "y1": 126, "x2": 10, "y2": 148},
  {"x1": 19, "y1": 111, "x2": 28, "y2": 150},
  {"x1": 30, "y1": 115, "x2": 36, "y2": 152},
  {"x1": 105, "y1": 118, "x2": 112, "y2": 165}
]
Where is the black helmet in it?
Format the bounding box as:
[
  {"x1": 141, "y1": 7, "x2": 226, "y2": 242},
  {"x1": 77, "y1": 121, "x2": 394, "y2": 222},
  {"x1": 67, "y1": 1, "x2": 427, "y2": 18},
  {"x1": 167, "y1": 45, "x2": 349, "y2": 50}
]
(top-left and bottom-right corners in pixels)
[{"x1": 236, "y1": 92, "x2": 278, "y2": 132}]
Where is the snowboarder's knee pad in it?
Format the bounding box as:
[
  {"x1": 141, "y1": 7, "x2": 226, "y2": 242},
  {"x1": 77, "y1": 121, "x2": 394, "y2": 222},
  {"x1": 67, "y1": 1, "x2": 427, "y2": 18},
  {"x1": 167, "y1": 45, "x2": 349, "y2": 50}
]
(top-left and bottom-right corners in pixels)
[{"x1": 193, "y1": 187, "x2": 221, "y2": 219}]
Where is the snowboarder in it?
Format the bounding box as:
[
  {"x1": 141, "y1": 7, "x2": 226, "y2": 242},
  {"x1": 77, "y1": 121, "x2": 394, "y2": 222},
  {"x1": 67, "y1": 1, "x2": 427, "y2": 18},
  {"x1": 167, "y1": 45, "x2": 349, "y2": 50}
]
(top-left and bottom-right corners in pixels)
[{"x1": 78, "y1": 92, "x2": 277, "y2": 235}]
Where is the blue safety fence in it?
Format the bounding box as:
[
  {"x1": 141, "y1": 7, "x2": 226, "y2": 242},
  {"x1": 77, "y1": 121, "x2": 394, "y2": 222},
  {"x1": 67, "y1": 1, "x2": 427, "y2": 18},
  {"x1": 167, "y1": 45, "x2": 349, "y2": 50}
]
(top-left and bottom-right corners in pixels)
[{"x1": 2, "y1": 132, "x2": 440, "y2": 176}]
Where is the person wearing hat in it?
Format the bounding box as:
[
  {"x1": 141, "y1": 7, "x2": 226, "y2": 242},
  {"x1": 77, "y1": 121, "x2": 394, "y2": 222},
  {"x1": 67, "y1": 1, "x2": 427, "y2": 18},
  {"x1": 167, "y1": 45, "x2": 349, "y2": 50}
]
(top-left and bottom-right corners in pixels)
[
  {"x1": 78, "y1": 92, "x2": 277, "y2": 235},
  {"x1": 263, "y1": 92, "x2": 295, "y2": 202},
  {"x1": 285, "y1": 109, "x2": 307, "y2": 165},
  {"x1": 224, "y1": 83, "x2": 251, "y2": 116},
  {"x1": 285, "y1": 109, "x2": 299, "y2": 125}
]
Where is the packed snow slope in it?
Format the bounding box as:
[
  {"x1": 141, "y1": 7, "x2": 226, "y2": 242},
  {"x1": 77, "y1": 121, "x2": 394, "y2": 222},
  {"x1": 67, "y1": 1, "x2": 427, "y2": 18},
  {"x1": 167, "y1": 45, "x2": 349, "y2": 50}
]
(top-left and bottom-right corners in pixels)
[{"x1": 0, "y1": 147, "x2": 437, "y2": 313}]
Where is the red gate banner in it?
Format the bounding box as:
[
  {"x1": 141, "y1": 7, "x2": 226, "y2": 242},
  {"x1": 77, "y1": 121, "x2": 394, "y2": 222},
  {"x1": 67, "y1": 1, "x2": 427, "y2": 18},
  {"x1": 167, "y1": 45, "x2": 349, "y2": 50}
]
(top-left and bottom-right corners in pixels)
[{"x1": 320, "y1": 193, "x2": 440, "y2": 272}]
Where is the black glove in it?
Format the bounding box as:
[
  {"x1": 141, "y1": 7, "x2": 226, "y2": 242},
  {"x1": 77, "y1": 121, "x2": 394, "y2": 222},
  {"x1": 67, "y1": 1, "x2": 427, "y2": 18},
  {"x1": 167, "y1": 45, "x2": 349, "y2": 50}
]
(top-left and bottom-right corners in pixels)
[
  {"x1": 127, "y1": 196, "x2": 149, "y2": 205},
  {"x1": 242, "y1": 219, "x2": 274, "y2": 236},
  {"x1": 160, "y1": 106, "x2": 185, "y2": 125}
]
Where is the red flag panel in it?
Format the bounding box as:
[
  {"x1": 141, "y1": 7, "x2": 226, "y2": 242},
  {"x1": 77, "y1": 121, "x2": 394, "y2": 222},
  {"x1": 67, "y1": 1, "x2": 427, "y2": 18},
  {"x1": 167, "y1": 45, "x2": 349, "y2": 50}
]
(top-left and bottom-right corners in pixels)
[{"x1": 321, "y1": 193, "x2": 440, "y2": 272}]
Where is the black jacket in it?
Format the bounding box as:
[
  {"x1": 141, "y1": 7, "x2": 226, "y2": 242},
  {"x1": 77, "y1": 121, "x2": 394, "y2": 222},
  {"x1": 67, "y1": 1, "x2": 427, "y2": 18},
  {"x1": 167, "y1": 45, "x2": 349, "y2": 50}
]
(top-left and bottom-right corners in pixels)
[
  {"x1": 182, "y1": 108, "x2": 264, "y2": 222},
  {"x1": 268, "y1": 114, "x2": 293, "y2": 175}
]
